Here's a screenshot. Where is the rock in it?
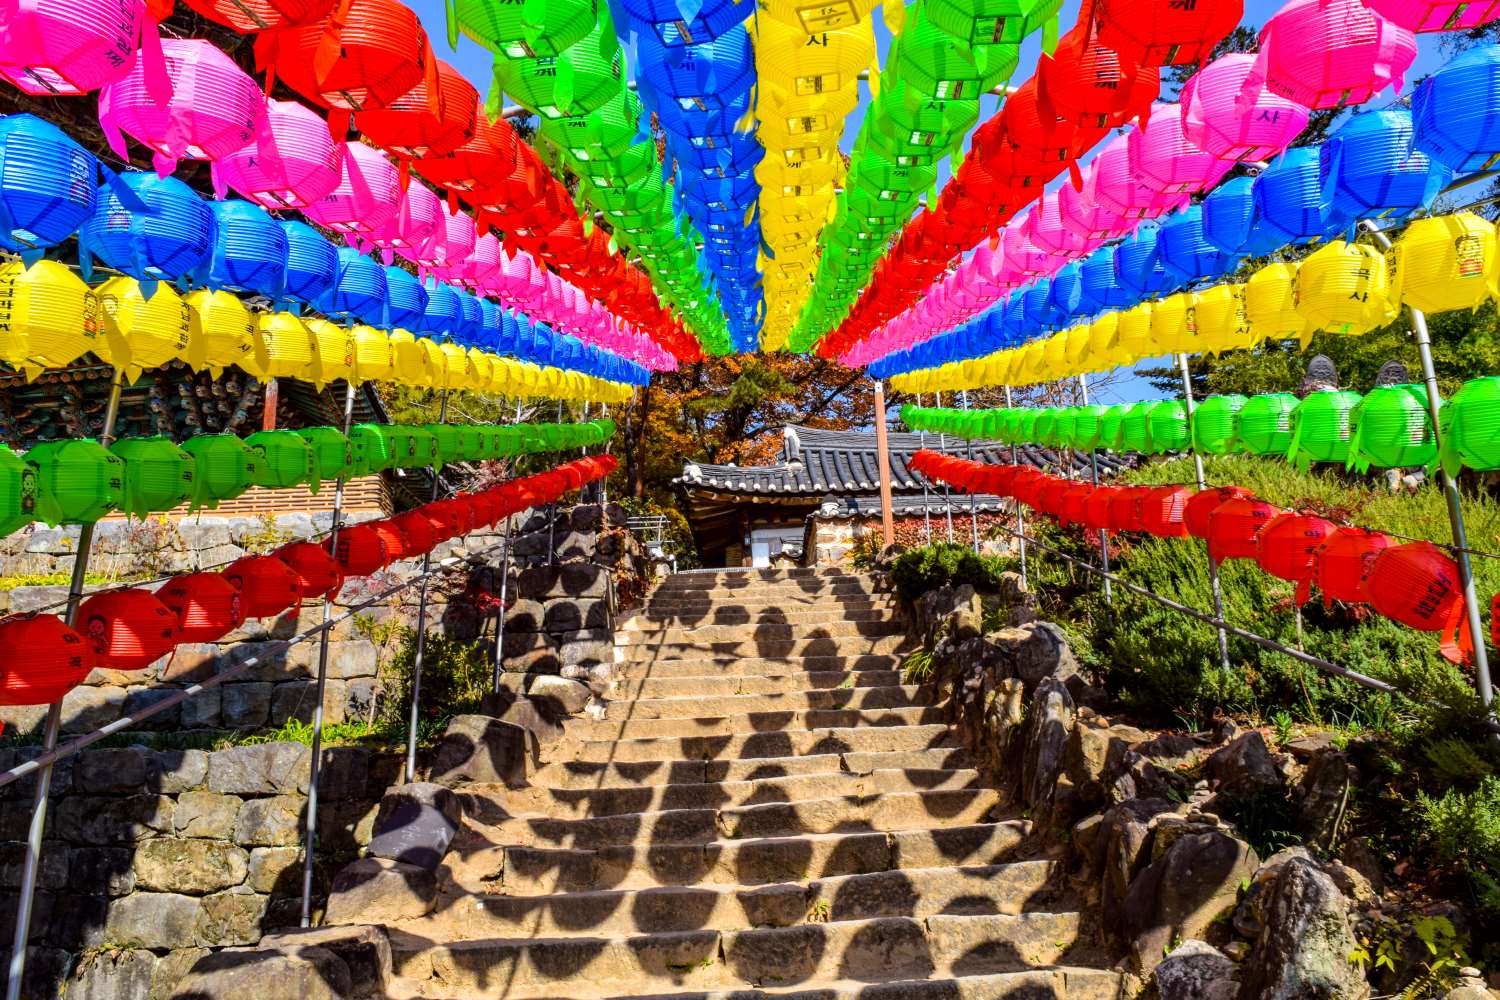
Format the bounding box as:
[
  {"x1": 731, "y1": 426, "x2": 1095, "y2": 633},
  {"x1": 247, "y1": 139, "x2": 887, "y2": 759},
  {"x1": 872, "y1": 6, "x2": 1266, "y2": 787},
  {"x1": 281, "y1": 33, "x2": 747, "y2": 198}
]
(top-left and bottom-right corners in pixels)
[
  {"x1": 73, "y1": 748, "x2": 148, "y2": 795},
  {"x1": 505, "y1": 598, "x2": 546, "y2": 633},
  {"x1": 169, "y1": 944, "x2": 350, "y2": 1000},
  {"x1": 1100, "y1": 798, "x2": 1177, "y2": 945},
  {"x1": 259, "y1": 926, "x2": 392, "y2": 999},
  {"x1": 1065, "y1": 717, "x2": 1148, "y2": 809},
  {"x1": 71, "y1": 846, "x2": 137, "y2": 896},
  {"x1": 134, "y1": 840, "x2": 249, "y2": 895},
  {"x1": 915, "y1": 585, "x2": 980, "y2": 645},
  {"x1": 59, "y1": 685, "x2": 128, "y2": 733},
  {"x1": 427, "y1": 714, "x2": 529, "y2": 787},
  {"x1": 323, "y1": 858, "x2": 436, "y2": 925},
  {"x1": 1019, "y1": 676, "x2": 1075, "y2": 809},
  {"x1": 150, "y1": 749, "x2": 209, "y2": 793},
  {"x1": 234, "y1": 795, "x2": 307, "y2": 847},
  {"x1": 1205, "y1": 731, "x2": 1286, "y2": 800},
  {"x1": 315, "y1": 746, "x2": 370, "y2": 801},
  {"x1": 1238, "y1": 857, "x2": 1368, "y2": 1000},
  {"x1": 1296, "y1": 750, "x2": 1353, "y2": 851},
  {"x1": 992, "y1": 621, "x2": 1079, "y2": 694},
  {"x1": 542, "y1": 597, "x2": 608, "y2": 633},
  {"x1": 150, "y1": 947, "x2": 209, "y2": 1000},
  {"x1": 247, "y1": 847, "x2": 302, "y2": 894},
  {"x1": 56, "y1": 795, "x2": 174, "y2": 844},
  {"x1": 174, "y1": 791, "x2": 243, "y2": 840},
  {"x1": 1154, "y1": 940, "x2": 1239, "y2": 1000},
  {"x1": 1339, "y1": 837, "x2": 1385, "y2": 895},
  {"x1": 366, "y1": 783, "x2": 462, "y2": 870},
  {"x1": 477, "y1": 691, "x2": 565, "y2": 745},
  {"x1": 1123, "y1": 830, "x2": 1259, "y2": 974},
  {"x1": 68, "y1": 947, "x2": 157, "y2": 1000},
  {"x1": 207, "y1": 744, "x2": 310, "y2": 796},
  {"x1": 327, "y1": 640, "x2": 379, "y2": 679},
  {"x1": 525, "y1": 674, "x2": 591, "y2": 715},
  {"x1": 197, "y1": 889, "x2": 268, "y2": 947},
  {"x1": 105, "y1": 893, "x2": 206, "y2": 951}
]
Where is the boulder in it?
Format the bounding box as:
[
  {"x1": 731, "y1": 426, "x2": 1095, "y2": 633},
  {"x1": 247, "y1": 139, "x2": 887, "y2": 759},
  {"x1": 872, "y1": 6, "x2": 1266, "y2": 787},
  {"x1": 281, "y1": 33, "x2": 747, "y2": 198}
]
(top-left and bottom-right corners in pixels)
[
  {"x1": 1154, "y1": 940, "x2": 1238, "y2": 1000},
  {"x1": 1100, "y1": 797, "x2": 1177, "y2": 944},
  {"x1": 366, "y1": 783, "x2": 462, "y2": 870},
  {"x1": 426, "y1": 714, "x2": 529, "y2": 788},
  {"x1": 1295, "y1": 750, "x2": 1353, "y2": 851},
  {"x1": 1122, "y1": 830, "x2": 1259, "y2": 974},
  {"x1": 323, "y1": 858, "x2": 436, "y2": 925},
  {"x1": 169, "y1": 945, "x2": 350, "y2": 1000},
  {"x1": 1205, "y1": 731, "x2": 1286, "y2": 800},
  {"x1": 1019, "y1": 676, "x2": 1075, "y2": 809},
  {"x1": 67, "y1": 947, "x2": 157, "y2": 1000},
  {"x1": 914, "y1": 585, "x2": 980, "y2": 645},
  {"x1": 259, "y1": 926, "x2": 391, "y2": 999},
  {"x1": 525, "y1": 674, "x2": 592, "y2": 715},
  {"x1": 1065, "y1": 716, "x2": 1148, "y2": 809},
  {"x1": 991, "y1": 621, "x2": 1079, "y2": 694},
  {"x1": 105, "y1": 893, "x2": 205, "y2": 951},
  {"x1": 133, "y1": 840, "x2": 249, "y2": 895},
  {"x1": 1238, "y1": 856, "x2": 1368, "y2": 1000}
]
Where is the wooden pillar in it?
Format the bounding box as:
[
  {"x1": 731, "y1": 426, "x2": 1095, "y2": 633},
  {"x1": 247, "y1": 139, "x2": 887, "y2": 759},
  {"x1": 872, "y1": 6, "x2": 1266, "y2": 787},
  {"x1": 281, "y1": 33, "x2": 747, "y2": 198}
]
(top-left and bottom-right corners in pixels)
[{"x1": 873, "y1": 380, "x2": 895, "y2": 549}]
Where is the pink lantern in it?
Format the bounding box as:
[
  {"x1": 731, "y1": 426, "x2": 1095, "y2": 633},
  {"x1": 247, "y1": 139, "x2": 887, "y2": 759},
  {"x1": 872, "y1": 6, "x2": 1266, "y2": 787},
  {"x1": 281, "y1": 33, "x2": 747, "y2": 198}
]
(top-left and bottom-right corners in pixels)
[
  {"x1": 1092, "y1": 132, "x2": 1193, "y2": 220},
  {"x1": 1003, "y1": 224, "x2": 1064, "y2": 279},
  {"x1": 464, "y1": 231, "x2": 502, "y2": 290},
  {"x1": 1129, "y1": 103, "x2": 1235, "y2": 195},
  {"x1": 1059, "y1": 161, "x2": 1130, "y2": 240},
  {"x1": 0, "y1": 0, "x2": 165, "y2": 97},
  {"x1": 303, "y1": 141, "x2": 401, "y2": 235},
  {"x1": 1363, "y1": 0, "x2": 1500, "y2": 31},
  {"x1": 99, "y1": 39, "x2": 265, "y2": 178},
  {"x1": 1028, "y1": 191, "x2": 1101, "y2": 257},
  {"x1": 1247, "y1": 0, "x2": 1418, "y2": 111},
  {"x1": 1180, "y1": 54, "x2": 1309, "y2": 163},
  {"x1": 212, "y1": 99, "x2": 343, "y2": 209},
  {"x1": 365, "y1": 179, "x2": 441, "y2": 258},
  {"x1": 406, "y1": 208, "x2": 476, "y2": 272}
]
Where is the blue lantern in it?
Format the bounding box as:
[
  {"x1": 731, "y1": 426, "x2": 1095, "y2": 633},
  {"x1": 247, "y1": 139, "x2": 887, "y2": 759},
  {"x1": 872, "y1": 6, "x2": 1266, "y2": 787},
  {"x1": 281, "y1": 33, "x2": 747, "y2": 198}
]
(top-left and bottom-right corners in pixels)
[
  {"x1": 1113, "y1": 227, "x2": 1172, "y2": 300},
  {"x1": 1252, "y1": 147, "x2": 1347, "y2": 247},
  {"x1": 1158, "y1": 204, "x2": 1245, "y2": 285},
  {"x1": 455, "y1": 289, "x2": 484, "y2": 343},
  {"x1": 1022, "y1": 279, "x2": 1059, "y2": 330},
  {"x1": 316, "y1": 246, "x2": 388, "y2": 326},
  {"x1": 1201, "y1": 175, "x2": 1283, "y2": 257},
  {"x1": 420, "y1": 279, "x2": 463, "y2": 338},
  {"x1": 384, "y1": 264, "x2": 428, "y2": 330},
  {"x1": 0, "y1": 114, "x2": 99, "y2": 257},
  {"x1": 635, "y1": 28, "x2": 755, "y2": 115},
  {"x1": 201, "y1": 200, "x2": 288, "y2": 300},
  {"x1": 278, "y1": 220, "x2": 337, "y2": 307},
  {"x1": 1322, "y1": 108, "x2": 1451, "y2": 222},
  {"x1": 1413, "y1": 45, "x2": 1500, "y2": 174},
  {"x1": 1048, "y1": 262, "x2": 1085, "y2": 320},
  {"x1": 474, "y1": 298, "x2": 502, "y2": 351},
  {"x1": 79, "y1": 172, "x2": 216, "y2": 288},
  {"x1": 617, "y1": 0, "x2": 751, "y2": 45},
  {"x1": 1079, "y1": 247, "x2": 1129, "y2": 312}
]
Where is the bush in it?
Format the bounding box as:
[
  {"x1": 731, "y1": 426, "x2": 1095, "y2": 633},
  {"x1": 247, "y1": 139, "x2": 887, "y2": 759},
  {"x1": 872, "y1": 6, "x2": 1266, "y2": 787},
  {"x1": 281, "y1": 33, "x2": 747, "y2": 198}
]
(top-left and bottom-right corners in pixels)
[
  {"x1": 379, "y1": 626, "x2": 492, "y2": 727},
  {"x1": 1416, "y1": 776, "x2": 1500, "y2": 922},
  {"x1": 891, "y1": 542, "x2": 1016, "y2": 602}
]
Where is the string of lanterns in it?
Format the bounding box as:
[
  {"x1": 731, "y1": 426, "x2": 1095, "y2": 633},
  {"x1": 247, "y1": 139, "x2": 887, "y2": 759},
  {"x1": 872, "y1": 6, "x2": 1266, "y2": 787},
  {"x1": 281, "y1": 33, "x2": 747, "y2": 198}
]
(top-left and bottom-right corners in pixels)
[
  {"x1": 0, "y1": 454, "x2": 617, "y2": 707},
  {"x1": 908, "y1": 449, "x2": 1485, "y2": 665}
]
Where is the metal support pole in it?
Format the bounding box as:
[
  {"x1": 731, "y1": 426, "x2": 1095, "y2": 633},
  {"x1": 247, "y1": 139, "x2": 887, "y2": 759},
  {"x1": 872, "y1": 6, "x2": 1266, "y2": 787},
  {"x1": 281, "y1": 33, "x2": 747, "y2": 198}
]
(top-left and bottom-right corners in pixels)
[
  {"x1": 1004, "y1": 385, "x2": 1026, "y2": 586},
  {"x1": 961, "y1": 390, "x2": 980, "y2": 554},
  {"x1": 915, "y1": 393, "x2": 932, "y2": 544},
  {"x1": 7, "y1": 371, "x2": 124, "y2": 1000},
  {"x1": 1078, "y1": 375, "x2": 1112, "y2": 604},
  {"x1": 935, "y1": 392, "x2": 955, "y2": 543},
  {"x1": 1179, "y1": 353, "x2": 1232, "y2": 672},
  {"x1": 873, "y1": 381, "x2": 896, "y2": 549},
  {"x1": 1362, "y1": 223, "x2": 1494, "y2": 716},
  {"x1": 547, "y1": 399, "x2": 564, "y2": 566},
  {"x1": 405, "y1": 389, "x2": 449, "y2": 783},
  {"x1": 300, "y1": 380, "x2": 358, "y2": 928},
  {"x1": 491, "y1": 399, "x2": 525, "y2": 693}
]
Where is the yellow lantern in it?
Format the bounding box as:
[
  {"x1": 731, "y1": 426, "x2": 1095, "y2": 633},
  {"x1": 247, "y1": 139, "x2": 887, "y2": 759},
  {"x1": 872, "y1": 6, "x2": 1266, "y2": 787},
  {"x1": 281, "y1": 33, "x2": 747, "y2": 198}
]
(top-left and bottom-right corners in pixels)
[
  {"x1": 439, "y1": 342, "x2": 474, "y2": 390},
  {"x1": 1393, "y1": 213, "x2": 1500, "y2": 315},
  {"x1": 184, "y1": 289, "x2": 258, "y2": 377},
  {"x1": 306, "y1": 318, "x2": 354, "y2": 388},
  {"x1": 94, "y1": 277, "x2": 192, "y2": 378},
  {"x1": 1295, "y1": 240, "x2": 1398, "y2": 339},
  {"x1": 1114, "y1": 302, "x2": 1155, "y2": 361},
  {"x1": 0, "y1": 260, "x2": 101, "y2": 378},
  {"x1": 467, "y1": 347, "x2": 493, "y2": 388},
  {"x1": 1087, "y1": 312, "x2": 1119, "y2": 358},
  {"x1": 1245, "y1": 262, "x2": 1307, "y2": 342},
  {"x1": 252, "y1": 311, "x2": 317, "y2": 380},
  {"x1": 1192, "y1": 283, "x2": 1256, "y2": 355},
  {"x1": 350, "y1": 324, "x2": 393, "y2": 384},
  {"x1": 760, "y1": 0, "x2": 878, "y2": 33},
  {"x1": 1150, "y1": 293, "x2": 1198, "y2": 355},
  {"x1": 388, "y1": 329, "x2": 431, "y2": 387}
]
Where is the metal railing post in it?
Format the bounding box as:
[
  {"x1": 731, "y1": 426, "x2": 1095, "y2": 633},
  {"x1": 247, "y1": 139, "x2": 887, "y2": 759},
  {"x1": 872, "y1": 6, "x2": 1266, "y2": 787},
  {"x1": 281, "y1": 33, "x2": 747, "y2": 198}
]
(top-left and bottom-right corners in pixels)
[
  {"x1": 961, "y1": 390, "x2": 980, "y2": 554},
  {"x1": 491, "y1": 400, "x2": 525, "y2": 692},
  {"x1": 1179, "y1": 353, "x2": 1232, "y2": 672},
  {"x1": 547, "y1": 400, "x2": 564, "y2": 566},
  {"x1": 405, "y1": 389, "x2": 450, "y2": 783},
  {"x1": 915, "y1": 393, "x2": 932, "y2": 544},
  {"x1": 1004, "y1": 385, "x2": 1027, "y2": 586},
  {"x1": 1078, "y1": 374, "x2": 1112, "y2": 604},
  {"x1": 934, "y1": 391, "x2": 955, "y2": 543}
]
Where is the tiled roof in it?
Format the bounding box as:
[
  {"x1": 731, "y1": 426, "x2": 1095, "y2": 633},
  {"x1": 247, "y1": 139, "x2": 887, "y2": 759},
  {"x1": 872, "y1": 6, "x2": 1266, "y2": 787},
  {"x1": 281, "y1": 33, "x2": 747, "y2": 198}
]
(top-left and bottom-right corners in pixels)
[
  {"x1": 813, "y1": 493, "x2": 1014, "y2": 519},
  {"x1": 675, "y1": 425, "x2": 1128, "y2": 496}
]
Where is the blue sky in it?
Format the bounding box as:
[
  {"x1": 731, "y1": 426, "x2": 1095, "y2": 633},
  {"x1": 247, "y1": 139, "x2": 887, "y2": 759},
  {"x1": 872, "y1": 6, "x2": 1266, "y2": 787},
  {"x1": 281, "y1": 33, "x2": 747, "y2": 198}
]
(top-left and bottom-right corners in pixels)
[{"x1": 408, "y1": 0, "x2": 1464, "y2": 403}]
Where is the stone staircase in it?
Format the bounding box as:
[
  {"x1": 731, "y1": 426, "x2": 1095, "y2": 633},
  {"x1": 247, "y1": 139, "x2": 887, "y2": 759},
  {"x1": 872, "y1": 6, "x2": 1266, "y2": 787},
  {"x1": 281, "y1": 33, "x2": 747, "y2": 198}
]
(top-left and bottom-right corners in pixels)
[{"x1": 386, "y1": 569, "x2": 1122, "y2": 999}]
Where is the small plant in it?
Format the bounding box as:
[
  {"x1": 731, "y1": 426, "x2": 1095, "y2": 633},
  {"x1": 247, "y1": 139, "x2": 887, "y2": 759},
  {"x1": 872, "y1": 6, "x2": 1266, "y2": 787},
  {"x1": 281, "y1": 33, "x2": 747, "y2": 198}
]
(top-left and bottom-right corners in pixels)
[
  {"x1": 239, "y1": 514, "x2": 294, "y2": 555},
  {"x1": 849, "y1": 533, "x2": 883, "y2": 572},
  {"x1": 1270, "y1": 710, "x2": 1297, "y2": 747},
  {"x1": 806, "y1": 899, "x2": 831, "y2": 923},
  {"x1": 890, "y1": 542, "x2": 1016, "y2": 602},
  {"x1": 1351, "y1": 914, "x2": 1469, "y2": 998},
  {"x1": 902, "y1": 649, "x2": 934, "y2": 685},
  {"x1": 1414, "y1": 776, "x2": 1500, "y2": 921}
]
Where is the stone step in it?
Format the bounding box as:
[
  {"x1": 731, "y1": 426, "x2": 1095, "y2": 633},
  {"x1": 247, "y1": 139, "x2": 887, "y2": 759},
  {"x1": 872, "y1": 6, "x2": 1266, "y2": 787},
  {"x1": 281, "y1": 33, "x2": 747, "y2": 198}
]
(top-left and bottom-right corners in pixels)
[
  {"x1": 622, "y1": 635, "x2": 913, "y2": 662},
  {"x1": 612, "y1": 670, "x2": 904, "y2": 700},
  {"x1": 644, "y1": 595, "x2": 900, "y2": 615},
  {"x1": 527, "y1": 748, "x2": 975, "y2": 791},
  {"x1": 617, "y1": 655, "x2": 906, "y2": 679},
  {"x1": 618, "y1": 621, "x2": 908, "y2": 646},
  {"x1": 626, "y1": 608, "x2": 898, "y2": 629},
  {"x1": 453, "y1": 821, "x2": 1032, "y2": 897},
  {"x1": 474, "y1": 767, "x2": 983, "y2": 821},
  {"x1": 568, "y1": 705, "x2": 946, "y2": 741},
  {"x1": 391, "y1": 911, "x2": 1088, "y2": 999},
  {"x1": 459, "y1": 787, "x2": 1003, "y2": 851},
  {"x1": 565, "y1": 723, "x2": 958, "y2": 763},
  {"x1": 648, "y1": 582, "x2": 888, "y2": 602},
  {"x1": 415, "y1": 861, "x2": 1057, "y2": 939},
  {"x1": 602, "y1": 686, "x2": 932, "y2": 721},
  {"x1": 596, "y1": 969, "x2": 1126, "y2": 1000}
]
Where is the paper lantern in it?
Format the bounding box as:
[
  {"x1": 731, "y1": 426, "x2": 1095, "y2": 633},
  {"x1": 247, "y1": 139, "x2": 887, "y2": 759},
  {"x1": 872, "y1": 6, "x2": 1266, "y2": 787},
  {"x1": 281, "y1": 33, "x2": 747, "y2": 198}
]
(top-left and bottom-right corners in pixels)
[
  {"x1": 110, "y1": 436, "x2": 194, "y2": 516},
  {"x1": 1256, "y1": 513, "x2": 1335, "y2": 590},
  {"x1": 222, "y1": 555, "x2": 303, "y2": 619},
  {"x1": 1093, "y1": 133, "x2": 1190, "y2": 221},
  {"x1": 251, "y1": 311, "x2": 318, "y2": 380},
  {"x1": 1412, "y1": 45, "x2": 1500, "y2": 173},
  {"x1": 1253, "y1": 147, "x2": 1344, "y2": 248},
  {"x1": 0, "y1": 613, "x2": 95, "y2": 705},
  {"x1": 0, "y1": 259, "x2": 101, "y2": 377},
  {"x1": 1321, "y1": 107, "x2": 1450, "y2": 221},
  {"x1": 451, "y1": 0, "x2": 597, "y2": 58},
  {"x1": 0, "y1": 115, "x2": 101, "y2": 254},
  {"x1": 1140, "y1": 485, "x2": 1193, "y2": 538},
  {"x1": 78, "y1": 589, "x2": 178, "y2": 670},
  {"x1": 202, "y1": 200, "x2": 288, "y2": 300},
  {"x1": 79, "y1": 172, "x2": 216, "y2": 286},
  {"x1": 245, "y1": 430, "x2": 315, "y2": 489},
  {"x1": 181, "y1": 434, "x2": 259, "y2": 507},
  {"x1": 412, "y1": 103, "x2": 520, "y2": 194},
  {"x1": 1192, "y1": 395, "x2": 1248, "y2": 455},
  {"x1": 355, "y1": 59, "x2": 477, "y2": 159},
  {"x1": 278, "y1": 220, "x2": 339, "y2": 306},
  {"x1": 303, "y1": 142, "x2": 402, "y2": 235},
  {"x1": 1201, "y1": 175, "x2": 1284, "y2": 257},
  {"x1": 1365, "y1": 541, "x2": 1470, "y2": 662},
  {"x1": 499, "y1": 16, "x2": 627, "y2": 120},
  {"x1": 98, "y1": 38, "x2": 264, "y2": 178},
  {"x1": 306, "y1": 317, "x2": 355, "y2": 388},
  {"x1": 389, "y1": 329, "x2": 433, "y2": 385},
  {"x1": 1294, "y1": 241, "x2": 1399, "y2": 338},
  {"x1": 1244, "y1": 262, "x2": 1307, "y2": 342},
  {"x1": 619, "y1": 0, "x2": 751, "y2": 43},
  {"x1": 257, "y1": 0, "x2": 434, "y2": 114},
  {"x1": 1363, "y1": 0, "x2": 1500, "y2": 32},
  {"x1": 213, "y1": 100, "x2": 344, "y2": 210},
  {"x1": 1118, "y1": 402, "x2": 1156, "y2": 454},
  {"x1": 296, "y1": 426, "x2": 353, "y2": 484},
  {"x1": 317, "y1": 246, "x2": 389, "y2": 325},
  {"x1": 1094, "y1": 0, "x2": 1241, "y2": 67},
  {"x1": 1146, "y1": 400, "x2": 1190, "y2": 453},
  {"x1": 369, "y1": 182, "x2": 442, "y2": 257},
  {"x1": 182, "y1": 0, "x2": 334, "y2": 32},
  {"x1": 327, "y1": 523, "x2": 390, "y2": 575},
  {"x1": 26, "y1": 440, "x2": 124, "y2": 525},
  {"x1": 92, "y1": 276, "x2": 191, "y2": 379},
  {"x1": 1113, "y1": 228, "x2": 1172, "y2": 300},
  {"x1": 1036, "y1": 14, "x2": 1158, "y2": 130},
  {"x1": 1180, "y1": 53, "x2": 1308, "y2": 163},
  {"x1": 1130, "y1": 103, "x2": 1234, "y2": 195},
  {"x1": 390, "y1": 508, "x2": 435, "y2": 557},
  {"x1": 368, "y1": 518, "x2": 410, "y2": 561},
  {"x1": 349, "y1": 424, "x2": 397, "y2": 473},
  {"x1": 0, "y1": 445, "x2": 38, "y2": 538},
  {"x1": 275, "y1": 542, "x2": 343, "y2": 599},
  {"x1": 1097, "y1": 403, "x2": 1131, "y2": 451},
  {"x1": 1158, "y1": 205, "x2": 1243, "y2": 285},
  {"x1": 1184, "y1": 485, "x2": 1254, "y2": 539},
  {"x1": 1107, "y1": 485, "x2": 1151, "y2": 533},
  {"x1": 157, "y1": 573, "x2": 243, "y2": 643},
  {"x1": 1287, "y1": 389, "x2": 1363, "y2": 470},
  {"x1": 1207, "y1": 496, "x2": 1282, "y2": 562},
  {"x1": 1250, "y1": 0, "x2": 1418, "y2": 110},
  {"x1": 1310, "y1": 526, "x2": 1393, "y2": 605},
  {"x1": 384, "y1": 264, "x2": 429, "y2": 330},
  {"x1": 0, "y1": 0, "x2": 159, "y2": 96},
  {"x1": 1348, "y1": 385, "x2": 1434, "y2": 472},
  {"x1": 1440, "y1": 376, "x2": 1500, "y2": 474},
  {"x1": 350, "y1": 325, "x2": 395, "y2": 383},
  {"x1": 1393, "y1": 213, "x2": 1499, "y2": 314}
]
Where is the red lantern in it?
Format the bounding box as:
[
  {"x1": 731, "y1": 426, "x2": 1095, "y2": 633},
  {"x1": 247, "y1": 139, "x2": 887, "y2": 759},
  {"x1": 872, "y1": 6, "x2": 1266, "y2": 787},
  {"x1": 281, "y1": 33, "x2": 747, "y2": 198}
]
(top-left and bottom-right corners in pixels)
[
  {"x1": 1107, "y1": 485, "x2": 1152, "y2": 533},
  {"x1": 223, "y1": 555, "x2": 304, "y2": 619},
  {"x1": 1093, "y1": 0, "x2": 1244, "y2": 67},
  {"x1": 0, "y1": 614, "x2": 95, "y2": 706},
  {"x1": 391, "y1": 510, "x2": 435, "y2": 556},
  {"x1": 326, "y1": 523, "x2": 390, "y2": 575},
  {"x1": 78, "y1": 589, "x2": 179, "y2": 671},
  {"x1": 414, "y1": 105, "x2": 519, "y2": 195},
  {"x1": 181, "y1": 0, "x2": 335, "y2": 34},
  {"x1": 1039, "y1": 14, "x2": 1160, "y2": 130},
  {"x1": 276, "y1": 542, "x2": 344, "y2": 599},
  {"x1": 1207, "y1": 498, "x2": 1283, "y2": 562},
  {"x1": 157, "y1": 573, "x2": 244, "y2": 643},
  {"x1": 1139, "y1": 485, "x2": 1193, "y2": 538},
  {"x1": 1365, "y1": 542, "x2": 1472, "y2": 663},
  {"x1": 1000, "y1": 79, "x2": 1097, "y2": 168},
  {"x1": 1059, "y1": 483, "x2": 1096, "y2": 527},
  {"x1": 1034, "y1": 478, "x2": 1074, "y2": 520},
  {"x1": 355, "y1": 59, "x2": 477, "y2": 159},
  {"x1": 1256, "y1": 513, "x2": 1335, "y2": 593},
  {"x1": 1082, "y1": 486, "x2": 1118, "y2": 532},
  {"x1": 1308, "y1": 527, "x2": 1393, "y2": 606},
  {"x1": 369, "y1": 520, "x2": 411, "y2": 561},
  {"x1": 1184, "y1": 486, "x2": 1254, "y2": 539}
]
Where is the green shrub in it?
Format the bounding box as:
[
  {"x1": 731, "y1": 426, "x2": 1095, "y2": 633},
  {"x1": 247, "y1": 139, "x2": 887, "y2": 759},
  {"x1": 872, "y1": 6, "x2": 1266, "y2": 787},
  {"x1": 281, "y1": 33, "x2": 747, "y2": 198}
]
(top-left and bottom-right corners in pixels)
[
  {"x1": 890, "y1": 542, "x2": 1016, "y2": 602},
  {"x1": 1416, "y1": 776, "x2": 1500, "y2": 921},
  {"x1": 379, "y1": 627, "x2": 491, "y2": 727}
]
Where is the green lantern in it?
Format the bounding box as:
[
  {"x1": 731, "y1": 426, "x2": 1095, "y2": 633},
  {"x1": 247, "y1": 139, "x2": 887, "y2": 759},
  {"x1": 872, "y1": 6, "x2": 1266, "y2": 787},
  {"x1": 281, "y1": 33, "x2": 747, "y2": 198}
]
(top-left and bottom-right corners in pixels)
[
  {"x1": 1032, "y1": 408, "x2": 1060, "y2": 447},
  {"x1": 427, "y1": 424, "x2": 461, "y2": 468},
  {"x1": 491, "y1": 15, "x2": 624, "y2": 121},
  {"x1": 348, "y1": 425, "x2": 394, "y2": 474},
  {"x1": 0, "y1": 444, "x2": 39, "y2": 538},
  {"x1": 1191, "y1": 395, "x2": 1248, "y2": 455},
  {"x1": 1072, "y1": 404, "x2": 1108, "y2": 450},
  {"x1": 25, "y1": 440, "x2": 125, "y2": 525},
  {"x1": 1119, "y1": 402, "x2": 1155, "y2": 454},
  {"x1": 1055, "y1": 408, "x2": 1080, "y2": 449},
  {"x1": 407, "y1": 427, "x2": 440, "y2": 469},
  {"x1": 245, "y1": 430, "x2": 315, "y2": 490},
  {"x1": 889, "y1": 3, "x2": 1017, "y2": 99},
  {"x1": 450, "y1": 425, "x2": 483, "y2": 463},
  {"x1": 1440, "y1": 377, "x2": 1500, "y2": 476},
  {"x1": 870, "y1": 78, "x2": 979, "y2": 163},
  {"x1": 451, "y1": 0, "x2": 598, "y2": 60},
  {"x1": 1146, "y1": 401, "x2": 1190, "y2": 454},
  {"x1": 296, "y1": 427, "x2": 353, "y2": 486},
  {"x1": 1018, "y1": 408, "x2": 1041, "y2": 445},
  {"x1": 181, "y1": 434, "x2": 258, "y2": 508},
  {"x1": 541, "y1": 85, "x2": 643, "y2": 165},
  {"x1": 1347, "y1": 385, "x2": 1434, "y2": 473},
  {"x1": 110, "y1": 436, "x2": 194, "y2": 516},
  {"x1": 492, "y1": 426, "x2": 519, "y2": 456},
  {"x1": 1287, "y1": 390, "x2": 1363, "y2": 470},
  {"x1": 1236, "y1": 393, "x2": 1298, "y2": 457},
  {"x1": 1098, "y1": 404, "x2": 1131, "y2": 452},
  {"x1": 924, "y1": 0, "x2": 1063, "y2": 47}
]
